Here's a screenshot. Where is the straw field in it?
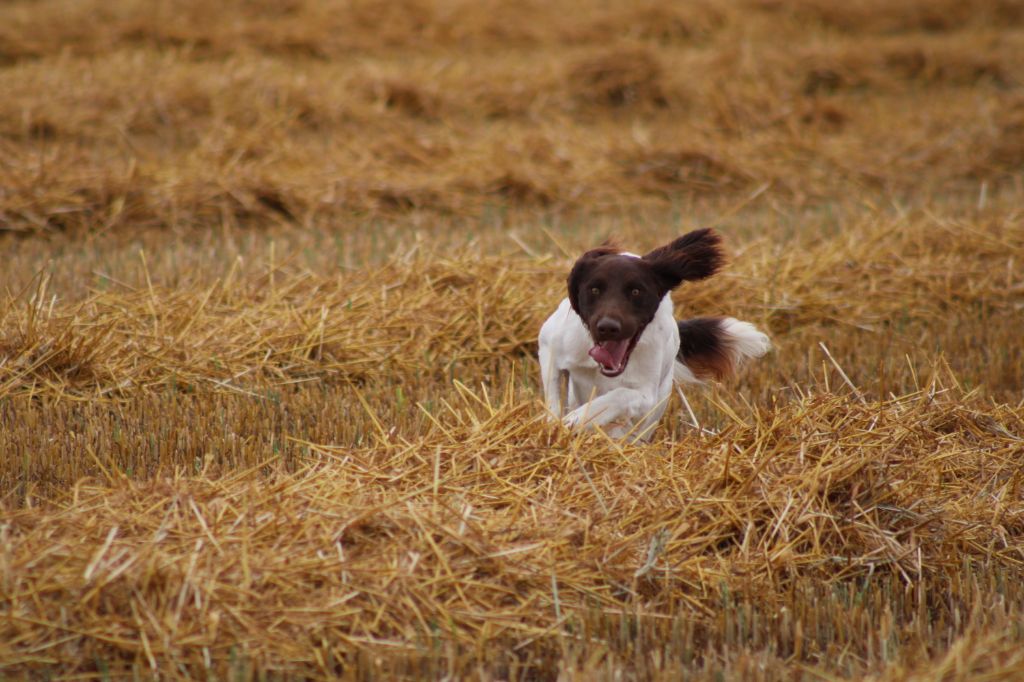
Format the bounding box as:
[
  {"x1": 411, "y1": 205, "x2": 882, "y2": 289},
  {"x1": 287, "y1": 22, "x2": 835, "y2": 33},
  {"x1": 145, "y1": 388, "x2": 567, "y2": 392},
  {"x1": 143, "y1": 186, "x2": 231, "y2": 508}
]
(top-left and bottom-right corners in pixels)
[{"x1": 2, "y1": 0, "x2": 1023, "y2": 678}]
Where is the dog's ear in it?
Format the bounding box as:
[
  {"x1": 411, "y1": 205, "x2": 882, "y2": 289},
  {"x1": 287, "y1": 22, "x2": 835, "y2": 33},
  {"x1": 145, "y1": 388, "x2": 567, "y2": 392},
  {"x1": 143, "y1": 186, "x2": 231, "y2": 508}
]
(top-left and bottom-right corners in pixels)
[
  {"x1": 642, "y1": 228, "x2": 724, "y2": 294},
  {"x1": 567, "y1": 242, "x2": 619, "y2": 315}
]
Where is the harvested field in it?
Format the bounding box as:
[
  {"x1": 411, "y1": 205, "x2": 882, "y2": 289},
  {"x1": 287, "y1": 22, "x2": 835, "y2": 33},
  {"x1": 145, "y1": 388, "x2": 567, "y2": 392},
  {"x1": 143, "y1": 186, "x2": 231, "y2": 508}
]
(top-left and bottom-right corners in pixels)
[{"x1": 1, "y1": 0, "x2": 1023, "y2": 679}]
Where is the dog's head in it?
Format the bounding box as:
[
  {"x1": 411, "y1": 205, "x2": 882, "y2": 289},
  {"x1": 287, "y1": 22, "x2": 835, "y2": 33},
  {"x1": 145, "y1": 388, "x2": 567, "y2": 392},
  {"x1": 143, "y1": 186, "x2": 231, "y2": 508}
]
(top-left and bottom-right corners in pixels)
[{"x1": 567, "y1": 228, "x2": 724, "y2": 377}]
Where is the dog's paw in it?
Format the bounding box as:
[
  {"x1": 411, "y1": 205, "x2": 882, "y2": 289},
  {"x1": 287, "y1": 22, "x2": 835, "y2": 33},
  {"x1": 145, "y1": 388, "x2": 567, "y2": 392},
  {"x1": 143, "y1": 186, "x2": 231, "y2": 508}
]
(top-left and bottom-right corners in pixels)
[
  {"x1": 564, "y1": 409, "x2": 640, "y2": 438},
  {"x1": 563, "y1": 406, "x2": 601, "y2": 430},
  {"x1": 562, "y1": 409, "x2": 585, "y2": 429}
]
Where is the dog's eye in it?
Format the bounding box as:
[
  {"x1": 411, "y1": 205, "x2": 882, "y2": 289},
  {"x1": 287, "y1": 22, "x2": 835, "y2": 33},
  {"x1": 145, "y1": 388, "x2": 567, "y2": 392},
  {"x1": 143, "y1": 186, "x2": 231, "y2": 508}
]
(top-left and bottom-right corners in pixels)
[
  {"x1": 631, "y1": 288, "x2": 641, "y2": 297},
  {"x1": 590, "y1": 287, "x2": 600, "y2": 296}
]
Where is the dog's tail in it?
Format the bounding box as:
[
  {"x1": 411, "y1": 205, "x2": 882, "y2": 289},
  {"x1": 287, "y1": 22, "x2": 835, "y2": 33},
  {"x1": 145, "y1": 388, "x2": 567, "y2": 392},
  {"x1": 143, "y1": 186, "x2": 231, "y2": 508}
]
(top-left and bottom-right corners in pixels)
[{"x1": 673, "y1": 317, "x2": 770, "y2": 384}]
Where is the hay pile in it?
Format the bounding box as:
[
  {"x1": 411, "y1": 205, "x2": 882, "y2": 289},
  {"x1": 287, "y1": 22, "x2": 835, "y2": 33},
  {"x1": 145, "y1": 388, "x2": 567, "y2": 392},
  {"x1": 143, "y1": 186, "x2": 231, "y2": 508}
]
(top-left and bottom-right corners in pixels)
[
  {"x1": 3, "y1": 380, "x2": 1022, "y2": 677},
  {"x1": 0, "y1": 255, "x2": 549, "y2": 396}
]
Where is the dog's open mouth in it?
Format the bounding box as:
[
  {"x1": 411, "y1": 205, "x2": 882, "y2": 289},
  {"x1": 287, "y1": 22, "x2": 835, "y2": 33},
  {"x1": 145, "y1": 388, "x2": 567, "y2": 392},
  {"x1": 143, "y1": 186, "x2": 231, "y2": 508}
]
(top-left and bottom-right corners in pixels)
[{"x1": 588, "y1": 329, "x2": 643, "y2": 377}]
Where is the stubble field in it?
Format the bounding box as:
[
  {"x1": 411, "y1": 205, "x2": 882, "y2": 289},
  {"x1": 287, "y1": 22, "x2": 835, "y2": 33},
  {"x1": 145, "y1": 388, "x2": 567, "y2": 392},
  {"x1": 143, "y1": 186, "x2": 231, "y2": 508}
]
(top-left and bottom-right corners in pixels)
[{"x1": 2, "y1": 0, "x2": 1023, "y2": 678}]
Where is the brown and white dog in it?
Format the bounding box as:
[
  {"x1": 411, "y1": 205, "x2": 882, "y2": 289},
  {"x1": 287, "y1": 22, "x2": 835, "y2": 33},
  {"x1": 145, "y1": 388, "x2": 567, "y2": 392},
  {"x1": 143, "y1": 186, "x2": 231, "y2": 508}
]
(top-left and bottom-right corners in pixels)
[{"x1": 538, "y1": 229, "x2": 769, "y2": 439}]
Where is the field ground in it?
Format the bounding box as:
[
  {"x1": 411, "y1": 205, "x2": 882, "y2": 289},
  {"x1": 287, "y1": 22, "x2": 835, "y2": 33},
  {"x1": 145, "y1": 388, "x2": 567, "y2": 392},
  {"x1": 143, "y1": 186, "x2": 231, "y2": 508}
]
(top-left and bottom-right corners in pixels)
[{"x1": 1, "y1": 0, "x2": 1023, "y2": 679}]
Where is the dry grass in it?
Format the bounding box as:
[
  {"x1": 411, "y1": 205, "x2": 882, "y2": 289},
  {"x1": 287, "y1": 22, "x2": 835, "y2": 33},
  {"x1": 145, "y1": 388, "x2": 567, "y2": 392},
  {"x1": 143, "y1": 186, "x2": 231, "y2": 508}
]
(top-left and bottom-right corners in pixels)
[
  {"x1": 3, "y1": 383, "x2": 1023, "y2": 678},
  {"x1": 2, "y1": 0, "x2": 1023, "y2": 231},
  {"x1": 1, "y1": 0, "x2": 1023, "y2": 679}
]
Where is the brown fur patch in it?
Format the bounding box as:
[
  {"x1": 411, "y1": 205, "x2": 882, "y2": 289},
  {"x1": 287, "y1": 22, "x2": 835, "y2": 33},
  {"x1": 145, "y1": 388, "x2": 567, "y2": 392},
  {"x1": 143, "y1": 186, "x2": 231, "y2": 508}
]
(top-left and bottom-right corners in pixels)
[
  {"x1": 642, "y1": 228, "x2": 725, "y2": 289},
  {"x1": 565, "y1": 243, "x2": 626, "y2": 317},
  {"x1": 678, "y1": 317, "x2": 734, "y2": 381}
]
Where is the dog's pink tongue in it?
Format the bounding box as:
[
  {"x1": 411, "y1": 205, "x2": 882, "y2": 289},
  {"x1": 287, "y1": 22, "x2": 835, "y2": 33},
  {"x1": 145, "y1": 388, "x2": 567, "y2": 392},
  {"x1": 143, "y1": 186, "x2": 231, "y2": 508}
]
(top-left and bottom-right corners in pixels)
[{"x1": 589, "y1": 339, "x2": 630, "y2": 372}]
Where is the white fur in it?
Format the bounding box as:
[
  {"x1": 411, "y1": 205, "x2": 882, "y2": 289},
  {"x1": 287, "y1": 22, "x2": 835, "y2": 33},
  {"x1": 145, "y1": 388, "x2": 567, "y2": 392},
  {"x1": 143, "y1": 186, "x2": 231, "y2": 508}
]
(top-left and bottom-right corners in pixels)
[
  {"x1": 539, "y1": 295, "x2": 770, "y2": 441},
  {"x1": 719, "y1": 317, "x2": 772, "y2": 366}
]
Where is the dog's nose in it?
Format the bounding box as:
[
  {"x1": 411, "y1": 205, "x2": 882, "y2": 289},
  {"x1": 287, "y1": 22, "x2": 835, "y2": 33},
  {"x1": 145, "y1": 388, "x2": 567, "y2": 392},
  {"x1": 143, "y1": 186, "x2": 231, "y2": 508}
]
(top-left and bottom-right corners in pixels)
[{"x1": 595, "y1": 317, "x2": 621, "y2": 337}]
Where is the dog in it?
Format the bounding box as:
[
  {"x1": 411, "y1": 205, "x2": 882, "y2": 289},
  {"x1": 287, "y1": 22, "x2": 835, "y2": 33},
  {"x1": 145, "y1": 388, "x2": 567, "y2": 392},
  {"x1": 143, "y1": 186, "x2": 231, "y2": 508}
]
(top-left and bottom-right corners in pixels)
[{"x1": 538, "y1": 228, "x2": 770, "y2": 440}]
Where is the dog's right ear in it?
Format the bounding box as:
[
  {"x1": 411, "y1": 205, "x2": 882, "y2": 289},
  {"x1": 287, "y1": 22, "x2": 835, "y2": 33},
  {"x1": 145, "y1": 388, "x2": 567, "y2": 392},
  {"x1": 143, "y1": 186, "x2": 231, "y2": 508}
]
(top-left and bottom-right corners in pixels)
[
  {"x1": 567, "y1": 243, "x2": 619, "y2": 316},
  {"x1": 642, "y1": 228, "x2": 724, "y2": 294}
]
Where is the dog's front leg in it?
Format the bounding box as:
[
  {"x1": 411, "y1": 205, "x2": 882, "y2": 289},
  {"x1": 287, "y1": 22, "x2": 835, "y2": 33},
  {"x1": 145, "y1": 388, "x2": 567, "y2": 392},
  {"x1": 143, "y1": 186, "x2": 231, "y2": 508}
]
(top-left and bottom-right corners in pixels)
[
  {"x1": 563, "y1": 388, "x2": 664, "y2": 438},
  {"x1": 538, "y1": 340, "x2": 568, "y2": 417}
]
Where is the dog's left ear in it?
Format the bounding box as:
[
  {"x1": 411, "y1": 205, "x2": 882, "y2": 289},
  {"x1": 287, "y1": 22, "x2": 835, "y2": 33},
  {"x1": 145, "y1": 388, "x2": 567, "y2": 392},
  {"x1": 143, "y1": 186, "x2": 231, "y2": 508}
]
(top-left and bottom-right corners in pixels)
[{"x1": 642, "y1": 228, "x2": 724, "y2": 294}]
